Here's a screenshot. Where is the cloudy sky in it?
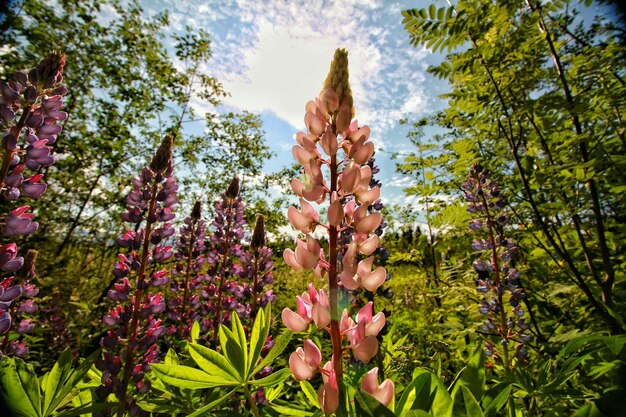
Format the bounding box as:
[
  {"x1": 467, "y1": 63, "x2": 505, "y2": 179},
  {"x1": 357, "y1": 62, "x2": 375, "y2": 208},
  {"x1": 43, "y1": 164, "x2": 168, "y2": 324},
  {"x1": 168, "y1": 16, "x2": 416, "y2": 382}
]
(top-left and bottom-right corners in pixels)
[{"x1": 143, "y1": 0, "x2": 451, "y2": 208}]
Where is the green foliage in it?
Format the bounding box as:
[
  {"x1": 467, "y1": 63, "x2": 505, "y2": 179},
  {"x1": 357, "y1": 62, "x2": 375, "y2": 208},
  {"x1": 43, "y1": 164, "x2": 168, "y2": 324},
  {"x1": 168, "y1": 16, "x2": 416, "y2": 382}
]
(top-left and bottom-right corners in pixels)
[
  {"x1": 149, "y1": 304, "x2": 293, "y2": 416},
  {"x1": 0, "y1": 349, "x2": 106, "y2": 417}
]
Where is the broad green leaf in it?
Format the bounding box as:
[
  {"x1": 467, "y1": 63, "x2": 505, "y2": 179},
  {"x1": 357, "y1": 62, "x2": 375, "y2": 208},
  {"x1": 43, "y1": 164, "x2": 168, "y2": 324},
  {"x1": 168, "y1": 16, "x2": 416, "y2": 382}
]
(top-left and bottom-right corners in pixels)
[
  {"x1": 164, "y1": 348, "x2": 180, "y2": 365},
  {"x1": 248, "y1": 305, "x2": 271, "y2": 375},
  {"x1": 354, "y1": 390, "x2": 395, "y2": 417},
  {"x1": 218, "y1": 324, "x2": 246, "y2": 378},
  {"x1": 0, "y1": 357, "x2": 41, "y2": 417},
  {"x1": 48, "y1": 349, "x2": 101, "y2": 415},
  {"x1": 190, "y1": 321, "x2": 200, "y2": 344},
  {"x1": 185, "y1": 388, "x2": 239, "y2": 417},
  {"x1": 250, "y1": 368, "x2": 291, "y2": 387},
  {"x1": 56, "y1": 403, "x2": 117, "y2": 417},
  {"x1": 414, "y1": 368, "x2": 453, "y2": 417},
  {"x1": 300, "y1": 380, "x2": 320, "y2": 408},
  {"x1": 396, "y1": 372, "x2": 432, "y2": 415},
  {"x1": 455, "y1": 386, "x2": 484, "y2": 417},
  {"x1": 253, "y1": 330, "x2": 293, "y2": 375},
  {"x1": 604, "y1": 335, "x2": 626, "y2": 356},
  {"x1": 269, "y1": 404, "x2": 315, "y2": 416},
  {"x1": 482, "y1": 382, "x2": 511, "y2": 417},
  {"x1": 450, "y1": 344, "x2": 484, "y2": 401},
  {"x1": 188, "y1": 343, "x2": 240, "y2": 382},
  {"x1": 150, "y1": 363, "x2": 237, "y2": 389},
  {"x1": 43, "y1": 348, "x2": 73, "y2": 416},
  {"x1": 230, "y1": 312, "x2": 248, "y2": 373}
]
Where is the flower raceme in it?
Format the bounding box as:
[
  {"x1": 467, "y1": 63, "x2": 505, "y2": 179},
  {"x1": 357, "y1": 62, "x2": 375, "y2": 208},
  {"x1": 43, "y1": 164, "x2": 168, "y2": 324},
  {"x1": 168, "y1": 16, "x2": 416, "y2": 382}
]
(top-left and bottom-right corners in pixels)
[
  {"x1": 0, "y1": 52, "x2": 67, "y2": 359},
  {"x1": 282, "y1": 48, "x2": 393, "y2": 415}
]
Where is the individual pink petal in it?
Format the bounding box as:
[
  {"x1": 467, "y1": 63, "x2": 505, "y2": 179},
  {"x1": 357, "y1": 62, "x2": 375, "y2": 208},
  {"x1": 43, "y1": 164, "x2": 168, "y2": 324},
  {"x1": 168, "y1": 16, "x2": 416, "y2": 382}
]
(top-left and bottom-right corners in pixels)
[
  {"x1": 367, "y1": 312, "x2": 386, "y2": 337},
  {"x1": 305, "y1": 111, "x2": 325, "y2": 136},
  {"x1": 358, "y1": 234, "x2": 379, "y2": 255},
  {"x1": 291, "y1": 178, "x2": 305, "y2": 197},
  {"x1": 352, "y1": 141, "x2": 374, "y2": 165},
  {"x1": 358, "y1": 302, "x2": 374, "y2": 323},
  {"x1": 289, "y1": 341, "x2": 320, "y2": 380},
  {"x1": 321, "y1": 89, "x2": 339, "y2": 114},
  {"x1": 312, "y1": 303, "x2": 330, "y2": 329},
  {"x1": 296, "y1": 131, "x2": 318, "y2": 152},
  {"x1": 300, "y1": 198, "x2": 318, "y2": 220},
  {"x1": 348, "y1": 135, "x2": 367, "y2": 159},
  {"x1": 361, "y1": 367, "x2": 395, "y2": 407},
  {"x1": 356, "y1": 187, "x2": 380, "y2": 205},
  {"x1": 355, "y1": 212, "x2": 382, "y2": 234},
  {"x1": 288, "y1": 206, "x2": 314, "y2": 233},
  {"x1": 357, "y1": 257, "x2": 375, "y2": 276},
  {"x1": 283, "y1": 249, "x2": 303, "y2": 271},
  {"x1": 339, "y1": 270, "x2": 359, "y2": 290},
  {"x1": 339, "y1": 310, "x2": 354, "y2": 334},
  {"x1": 303, "y1": 339, "x2": 322, "y2": 368},
  {"x1": 292, "y1": 145, "x2": 314, "y2": 166},
  {"x1": 336, "y1": 105, "x2": 352, "y2": 132},
  {"x1": 320, "y1": 126, "x2": 338, "y2": 156},
  {"x1": 318, "y1": 383, "x2": 339, "y2": 416},
  {"x1": 302, "y1": 184, "x2": 326, "y2": 203},
  {"x1": 353, "y1": 336, "x2": 379, "y2": 363},
  {"x1": 328, "y1": 199, "x2": 344, "y2": 227},
  {"x1": 282, "y1": 308, "x2": 311, "y2": 332},
  {"x1": 362, "y1": 266, "x2": 386, "y2": 292},
  {"x1": 348, "y1": 125, "x2": 371, "y2": 144},
  {"x1": 341, "y1": 163, "x2": 360, "y2": 194}
]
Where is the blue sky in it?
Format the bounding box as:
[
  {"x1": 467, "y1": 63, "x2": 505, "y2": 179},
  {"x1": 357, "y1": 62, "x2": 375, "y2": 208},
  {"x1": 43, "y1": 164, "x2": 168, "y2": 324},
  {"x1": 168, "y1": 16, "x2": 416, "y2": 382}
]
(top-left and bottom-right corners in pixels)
[{"x1": 135, "y1": 0, "x2": 453, "y2": 210}]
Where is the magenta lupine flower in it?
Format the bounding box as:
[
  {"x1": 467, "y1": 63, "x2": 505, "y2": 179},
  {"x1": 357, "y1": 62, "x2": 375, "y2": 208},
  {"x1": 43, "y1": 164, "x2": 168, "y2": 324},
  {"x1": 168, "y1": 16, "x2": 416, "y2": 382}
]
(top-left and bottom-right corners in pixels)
[
  {"x1": 0, "y1": 250, "x2": 39, "y2": 359},
  {"x1": 282, "y1": 49, "x2": 393, "y2": 415},
  {"x1": 97, "y1": 135, "x2": 177, "y2": 415},
  {"x1": 463, "y1": 162, "x2": 530, "y2": 365}
]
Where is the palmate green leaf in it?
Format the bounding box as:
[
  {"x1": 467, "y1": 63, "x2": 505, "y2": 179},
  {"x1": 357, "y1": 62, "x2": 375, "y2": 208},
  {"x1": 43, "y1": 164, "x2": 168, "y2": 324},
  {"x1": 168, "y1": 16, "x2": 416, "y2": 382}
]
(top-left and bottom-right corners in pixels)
[
  {"x1": 43, "y1": 349, "x2": 100, "y2": 416},
  {"x1": 56, "y1": 402, "x2": 117, "y2": 417},
  {"x1": 188, "y1": 343, "x2": 240, "y2": 382},
  {"x1": 0, "y1": 357, "x2": 41, "y2": 417},
  {"x1": 252, "y1": 330, "x2": 293, "y2": 375},
  {"x1": 414, "y1": 369, "x2": 453, "y2": 417},
  {"x1": 250, "y1": 368, "x2": 291, "y2": 387},
  {"x1": 150, "y1": 363, "x2": 237, "y2": 389},
  {"x1": 219, "y1": 324, "x2": 246, "y2": 378},
  {"x1": 191, "y1": 321, "x2": 200, "y2": 344},
  {"x1": 248, "y1": 304, "x2": 271, "y2": 375}
]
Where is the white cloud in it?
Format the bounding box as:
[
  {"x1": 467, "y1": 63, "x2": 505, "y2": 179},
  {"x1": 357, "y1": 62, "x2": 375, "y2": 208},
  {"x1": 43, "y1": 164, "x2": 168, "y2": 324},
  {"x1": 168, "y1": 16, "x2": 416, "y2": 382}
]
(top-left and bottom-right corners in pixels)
[{"x1": 178, "y1": 0, "x2": 437, "y2": 146}]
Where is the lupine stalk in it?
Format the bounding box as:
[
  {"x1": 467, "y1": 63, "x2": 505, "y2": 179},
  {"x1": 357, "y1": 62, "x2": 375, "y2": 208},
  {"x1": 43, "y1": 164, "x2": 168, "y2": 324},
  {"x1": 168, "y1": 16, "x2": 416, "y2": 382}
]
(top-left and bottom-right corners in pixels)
[
  {"x1": 463, "y1": 162, "x2": 530, "y2": 372},
  {"x1": 97, "y1": 135, "x2": 177, "y2": 417},
  {"x1": 282, "y1": 49, "x2": 393, "y2": 415},
  {"x1": 0, "y1": 52, "x2": 67, "y2": 359}
]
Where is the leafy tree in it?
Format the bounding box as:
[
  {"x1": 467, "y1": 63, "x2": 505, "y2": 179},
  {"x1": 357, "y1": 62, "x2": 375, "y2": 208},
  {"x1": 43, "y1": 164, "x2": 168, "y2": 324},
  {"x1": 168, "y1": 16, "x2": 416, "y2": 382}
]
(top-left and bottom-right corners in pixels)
[
  {"x1": 0, "y1": 0, "x2": 272, "y2": 352},
  {"x1": 400, "y1": 1, "x2": 625, "y2": 413}
]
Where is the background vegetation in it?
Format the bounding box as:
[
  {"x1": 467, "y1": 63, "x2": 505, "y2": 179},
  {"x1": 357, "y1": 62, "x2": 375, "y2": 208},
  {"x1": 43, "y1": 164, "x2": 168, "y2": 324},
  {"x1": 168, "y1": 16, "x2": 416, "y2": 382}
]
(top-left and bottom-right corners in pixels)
[{"x1": 0, "y1": 0, "x2": 624, "y2": 416}]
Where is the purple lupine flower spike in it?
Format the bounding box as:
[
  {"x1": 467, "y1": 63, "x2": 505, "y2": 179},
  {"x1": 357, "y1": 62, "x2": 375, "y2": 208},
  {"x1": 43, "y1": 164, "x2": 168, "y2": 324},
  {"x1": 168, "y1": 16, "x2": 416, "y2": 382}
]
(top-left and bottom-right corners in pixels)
[
  {"x1": 464, "y1": 162, "x2": 531, "y2": 366},
  {"x1": 98, "y1": 135, "x2": 176, "y2": 415}
]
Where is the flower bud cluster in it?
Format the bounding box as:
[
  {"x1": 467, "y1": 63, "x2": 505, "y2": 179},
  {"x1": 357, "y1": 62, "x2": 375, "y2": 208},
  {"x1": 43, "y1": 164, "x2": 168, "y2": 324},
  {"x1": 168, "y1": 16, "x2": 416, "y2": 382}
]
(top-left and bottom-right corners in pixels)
[
  {"x1": 97, "y1": 136, "x2": 176, "y2": 415},
  {"x1": 0, "y1": 52, "x2": 67, "y2": 359},
  {"x1": 283, "y1": 49, "x2": 393, "y2": 416},
  {"x1": 463, "y1": 162, "x2": 530, "y2": 364}
]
